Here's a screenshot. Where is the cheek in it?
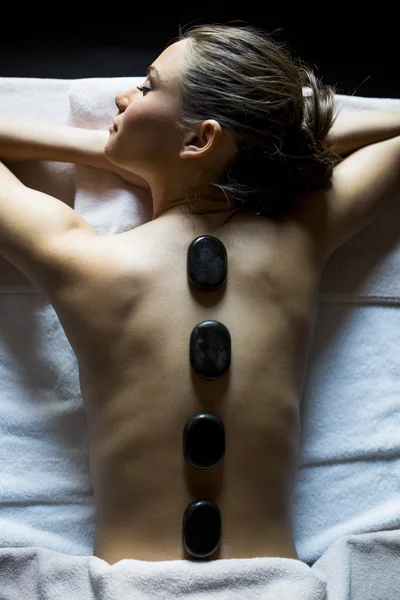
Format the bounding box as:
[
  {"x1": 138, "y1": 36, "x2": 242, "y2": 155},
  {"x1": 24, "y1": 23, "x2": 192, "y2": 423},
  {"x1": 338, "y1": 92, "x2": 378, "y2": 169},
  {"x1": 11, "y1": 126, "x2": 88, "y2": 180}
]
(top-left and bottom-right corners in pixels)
[{"x1": 121, "y1": 100, "x2": 180, "y2": 158}]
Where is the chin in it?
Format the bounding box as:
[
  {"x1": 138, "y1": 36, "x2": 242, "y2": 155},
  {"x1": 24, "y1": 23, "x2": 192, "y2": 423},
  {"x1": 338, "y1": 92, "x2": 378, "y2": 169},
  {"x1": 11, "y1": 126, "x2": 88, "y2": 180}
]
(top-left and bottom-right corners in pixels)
[{"x1": 104, "y1": 142, "x2": 121, "y2": 166}]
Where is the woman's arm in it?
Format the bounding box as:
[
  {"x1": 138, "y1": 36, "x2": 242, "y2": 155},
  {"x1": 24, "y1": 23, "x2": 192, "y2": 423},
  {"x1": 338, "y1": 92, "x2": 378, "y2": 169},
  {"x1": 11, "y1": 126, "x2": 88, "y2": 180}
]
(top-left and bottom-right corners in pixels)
[
  {"x1": 0, "y1": 116, "x2": 150, "y2": 189},
  {"x1": 326, "y1": 109, "x2": 400, "y2": 157}
]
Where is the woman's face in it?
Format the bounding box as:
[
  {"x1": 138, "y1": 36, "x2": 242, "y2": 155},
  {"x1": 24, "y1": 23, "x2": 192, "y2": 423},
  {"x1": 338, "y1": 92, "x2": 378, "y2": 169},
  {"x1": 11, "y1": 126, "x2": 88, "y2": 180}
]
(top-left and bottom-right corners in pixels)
[{"x1": 104, "y1": 40, "x2": 189, "y2": 182}]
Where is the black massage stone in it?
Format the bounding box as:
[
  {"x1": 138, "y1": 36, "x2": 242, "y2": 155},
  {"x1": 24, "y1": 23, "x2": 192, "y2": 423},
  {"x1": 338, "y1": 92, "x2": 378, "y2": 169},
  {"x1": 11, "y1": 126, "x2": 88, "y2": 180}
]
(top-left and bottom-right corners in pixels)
[
  {"x1": 183, "y1": 413, "x2": 225, "y2": 469},
  {"x1": 190, "y1": 320, "x2": 231, "y2": 380},
  {"x1": 187, "y1": 235, "x2": 227, "y2": 291},
  {"x1": 182, "y1": 499, "x2": 222, "y2": 558}
]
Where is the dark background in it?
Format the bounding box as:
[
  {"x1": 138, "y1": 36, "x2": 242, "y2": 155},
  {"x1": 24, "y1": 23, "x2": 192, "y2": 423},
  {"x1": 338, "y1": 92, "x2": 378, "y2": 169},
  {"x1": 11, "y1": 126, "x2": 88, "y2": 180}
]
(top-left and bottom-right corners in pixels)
[{"x1": 0, "y1": 11, "x2": 398, "y2": 98}]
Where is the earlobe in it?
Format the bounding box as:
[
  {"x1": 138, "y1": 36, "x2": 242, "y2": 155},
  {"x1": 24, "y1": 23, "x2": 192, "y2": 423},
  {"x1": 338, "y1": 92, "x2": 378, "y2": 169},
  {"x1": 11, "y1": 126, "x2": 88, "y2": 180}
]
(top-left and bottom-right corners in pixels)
[
  {"x1": 180, "y1": 143, "x2": 202, "y2": 160},
  {"x1": 180, "y1": 133, "x2": 200, "y2": 159}
]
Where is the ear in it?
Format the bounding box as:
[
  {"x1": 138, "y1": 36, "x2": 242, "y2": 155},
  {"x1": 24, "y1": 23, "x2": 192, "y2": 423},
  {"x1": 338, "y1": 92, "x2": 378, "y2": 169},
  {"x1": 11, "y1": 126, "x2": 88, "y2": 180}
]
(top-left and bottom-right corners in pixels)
[{"x1": 179, "y1": 120, "x2": 222, "y2": 160}]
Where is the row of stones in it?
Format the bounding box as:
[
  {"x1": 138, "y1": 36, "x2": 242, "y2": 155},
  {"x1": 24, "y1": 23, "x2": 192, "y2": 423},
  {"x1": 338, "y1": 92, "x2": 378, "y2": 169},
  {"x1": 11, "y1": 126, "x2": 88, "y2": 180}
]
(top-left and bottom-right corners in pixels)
[{"x1": 183, "y1": 236, "x2": 229, "y2": 559}]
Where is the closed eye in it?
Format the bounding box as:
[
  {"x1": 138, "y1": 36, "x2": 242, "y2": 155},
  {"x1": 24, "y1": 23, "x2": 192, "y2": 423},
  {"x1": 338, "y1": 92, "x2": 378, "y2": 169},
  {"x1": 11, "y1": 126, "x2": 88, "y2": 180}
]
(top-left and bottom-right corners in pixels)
[{"x1": 137, "y1": 85, "x2": 151, "y2": 96}]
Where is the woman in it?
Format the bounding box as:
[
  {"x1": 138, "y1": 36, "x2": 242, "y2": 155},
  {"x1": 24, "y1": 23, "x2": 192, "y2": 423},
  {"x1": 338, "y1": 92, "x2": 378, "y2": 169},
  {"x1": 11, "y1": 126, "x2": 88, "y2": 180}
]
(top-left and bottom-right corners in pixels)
[
  {"x1": 4, "y1": 22, "x2": 397, "y2": 565},
  {"x1": 105, "y1": 23, "x2": 342, "y2": 225}
]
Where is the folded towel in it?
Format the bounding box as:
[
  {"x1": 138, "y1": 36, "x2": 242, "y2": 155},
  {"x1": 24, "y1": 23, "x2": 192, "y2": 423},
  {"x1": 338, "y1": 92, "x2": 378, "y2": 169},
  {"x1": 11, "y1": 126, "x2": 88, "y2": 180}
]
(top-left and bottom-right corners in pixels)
[
  {"x1": 0, "y1": 76, "x2": 399, "y2": 598},
  {"x1": 0, "y1": 549, "x2": 326, "y2": 600},
  {"x1": 1, "y1": 530, "x2": 400, "y2": 600}
]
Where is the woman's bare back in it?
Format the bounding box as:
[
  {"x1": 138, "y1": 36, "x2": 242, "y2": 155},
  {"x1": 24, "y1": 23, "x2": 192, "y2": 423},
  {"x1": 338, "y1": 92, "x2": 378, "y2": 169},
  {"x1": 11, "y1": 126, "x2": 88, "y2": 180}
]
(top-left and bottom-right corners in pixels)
[{"x1": 48, "y1": 207, "x2": 322, "y2": 564}]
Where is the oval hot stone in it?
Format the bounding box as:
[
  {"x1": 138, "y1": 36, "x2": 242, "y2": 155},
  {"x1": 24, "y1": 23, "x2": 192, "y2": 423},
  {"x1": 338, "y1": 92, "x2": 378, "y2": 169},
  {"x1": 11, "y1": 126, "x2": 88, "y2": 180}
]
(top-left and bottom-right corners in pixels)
[
  {"x1": 187, "y1": 235, "x2": 227, "y2": 291},
  {"x1": 190, "y1": 320, "x2": 231, "y2": 380},
  {"x1": 182, "y1": 499, "x2": 222, "y2": 558},
  {"x1": 183, "y1": 413, "x2": 225, "y2": 469}
]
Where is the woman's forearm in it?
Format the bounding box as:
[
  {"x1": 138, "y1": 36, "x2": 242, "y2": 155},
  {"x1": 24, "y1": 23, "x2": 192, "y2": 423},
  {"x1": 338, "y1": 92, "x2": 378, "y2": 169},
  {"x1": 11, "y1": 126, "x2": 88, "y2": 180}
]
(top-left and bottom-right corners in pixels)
[
  {"x1": 0, "y1": 116, "x2": 103, "y2": 167},
  {"x1": 0, "y1": 116, "x2": 151, "y2": 189},
  {"x1": 326, "y1": 109, "x2": 400, "y2": 157}
]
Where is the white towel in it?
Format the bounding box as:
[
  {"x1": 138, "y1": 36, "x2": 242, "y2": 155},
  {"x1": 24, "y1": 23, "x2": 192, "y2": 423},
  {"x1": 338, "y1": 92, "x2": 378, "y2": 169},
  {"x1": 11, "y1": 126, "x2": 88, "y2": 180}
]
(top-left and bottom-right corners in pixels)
[{"x1": 0, "y1": 76, "x2": 400, "y2": 599}]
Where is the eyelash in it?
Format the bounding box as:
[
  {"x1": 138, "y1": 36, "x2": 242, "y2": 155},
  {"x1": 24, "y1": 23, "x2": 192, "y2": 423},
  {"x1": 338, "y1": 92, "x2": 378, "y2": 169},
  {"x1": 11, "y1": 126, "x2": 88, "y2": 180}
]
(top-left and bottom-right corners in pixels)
[{"x1": 137, "y1": 85, "x2": 151, "y2": 95}]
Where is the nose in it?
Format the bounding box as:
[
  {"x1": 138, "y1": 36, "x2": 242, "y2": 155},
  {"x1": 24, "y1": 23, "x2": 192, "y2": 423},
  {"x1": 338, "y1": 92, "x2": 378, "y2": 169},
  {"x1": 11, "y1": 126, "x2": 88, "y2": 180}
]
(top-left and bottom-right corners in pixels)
[{"x1": 115, "y1": 89, "x2": 136, "y2": 114}]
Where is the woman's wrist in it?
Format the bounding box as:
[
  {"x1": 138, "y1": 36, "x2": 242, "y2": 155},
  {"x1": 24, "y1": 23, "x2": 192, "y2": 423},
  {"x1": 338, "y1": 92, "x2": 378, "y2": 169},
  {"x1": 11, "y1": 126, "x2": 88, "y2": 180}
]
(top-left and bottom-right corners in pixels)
[{"x1": 326, "y1": 109, "x2": 400, "y2": 157}]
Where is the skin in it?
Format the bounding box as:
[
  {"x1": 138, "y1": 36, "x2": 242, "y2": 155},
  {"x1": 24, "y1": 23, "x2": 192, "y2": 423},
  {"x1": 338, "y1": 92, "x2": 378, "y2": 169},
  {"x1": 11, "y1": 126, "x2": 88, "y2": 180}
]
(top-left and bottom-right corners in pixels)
[{"x1": 104, "y1": 39, "x2": 237, "y2": 222}]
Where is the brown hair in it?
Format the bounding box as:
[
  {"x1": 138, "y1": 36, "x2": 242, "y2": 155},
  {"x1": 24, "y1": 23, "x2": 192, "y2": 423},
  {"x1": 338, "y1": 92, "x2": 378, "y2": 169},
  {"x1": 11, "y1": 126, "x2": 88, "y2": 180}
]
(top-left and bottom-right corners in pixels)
[{"x1": 173, "y1": 23, "x2": 343, "y2": 224}]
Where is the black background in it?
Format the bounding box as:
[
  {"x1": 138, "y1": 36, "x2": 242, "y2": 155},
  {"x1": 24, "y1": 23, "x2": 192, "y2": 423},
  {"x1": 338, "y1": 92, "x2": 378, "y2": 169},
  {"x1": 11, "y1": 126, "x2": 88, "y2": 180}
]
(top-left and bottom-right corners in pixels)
[{"x1": 0, "y1": 11, "x2": 398, "y2": 98}]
